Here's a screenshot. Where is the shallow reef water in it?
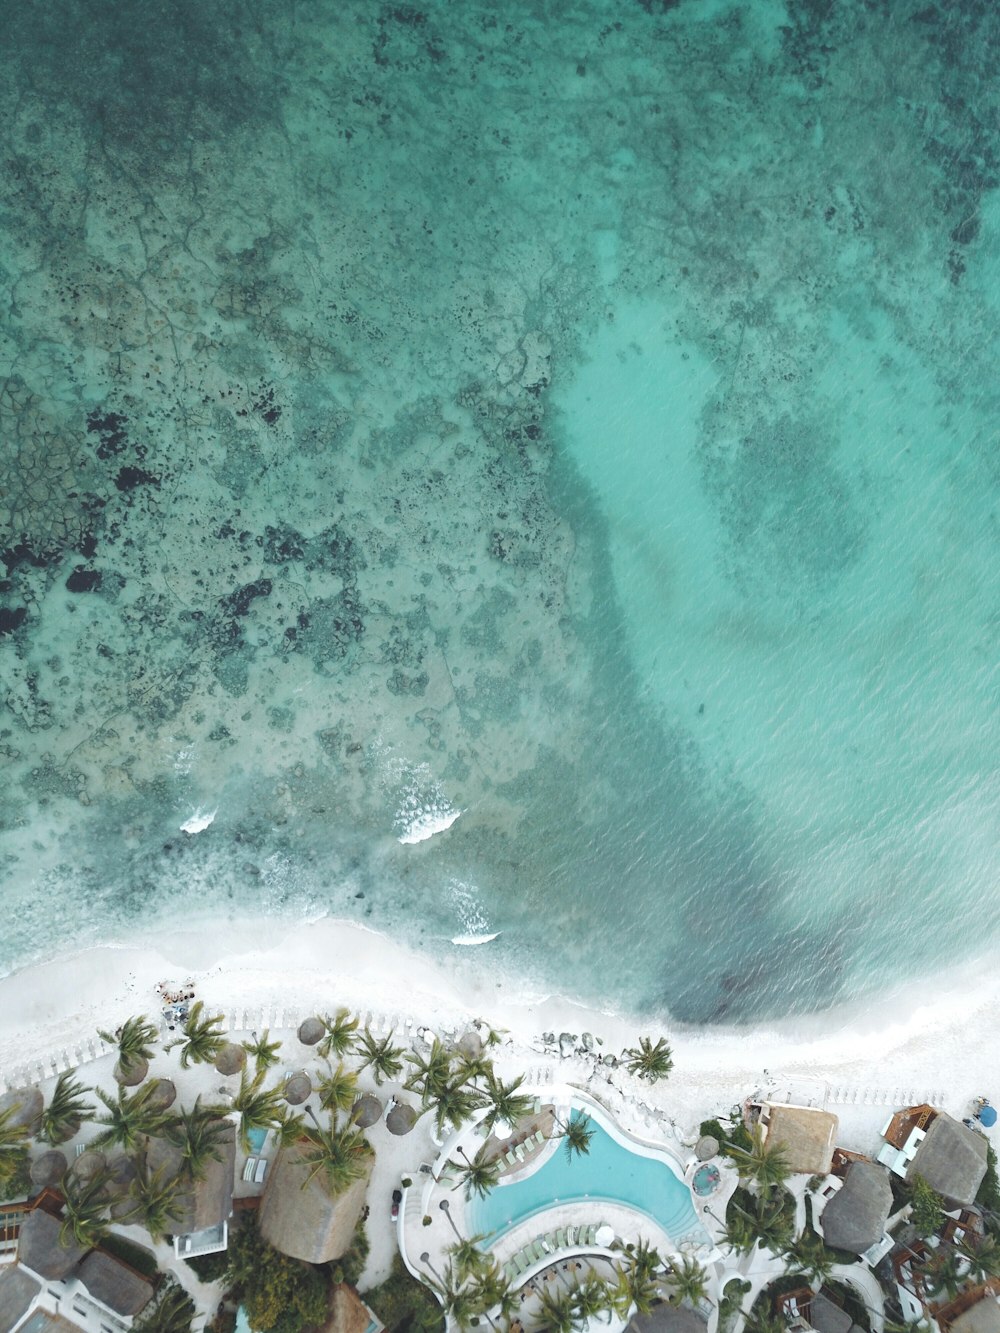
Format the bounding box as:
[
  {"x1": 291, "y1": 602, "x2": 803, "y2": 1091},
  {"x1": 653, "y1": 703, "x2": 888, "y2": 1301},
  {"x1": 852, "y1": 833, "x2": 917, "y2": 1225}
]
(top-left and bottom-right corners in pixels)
[{"x1": 1, "y1": 0, "x2": 998, "y2": 1024}]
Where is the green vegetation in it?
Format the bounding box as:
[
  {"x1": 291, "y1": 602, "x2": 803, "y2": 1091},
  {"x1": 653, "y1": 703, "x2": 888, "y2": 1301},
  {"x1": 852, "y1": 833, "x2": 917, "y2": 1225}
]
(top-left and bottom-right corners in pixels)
[
  {"x1": 324, "y1": 1222, "x2": 369, "y2": 1286},
  {"x1": 243, "y1": 1030, "x2": 283, "y2": 1076},
  {"x1": 977, "y1": 1143, "x2": 1000, "y2": 1226},
  {"x1": 700, "y1": 1116, "x2": 753, "y2": 1155},
  {"x1": 98, "y1": 1233, "x2": 159, "y2": 1278},
  {"x1": 0, "y1": 1148, "x2": 31, "y2": 1202},
  {"x1": 364, "y1": 1255, "x2": 444, "y2": 1333},
  {"x1": 40, "y1": 1072, "x2": 93, "y2": 1145},
  {"x1": 227, "y1": 1216, "x2": 328, "y2": 1333},
  {"x1": 168, "y1": 1001, "x2": 228, "y2": 1069},
  {"x1": 728, "y1": 1184, "x2": 796, "y2": 1253},
  {"x1": 909, "y1": 1174, "x2": 946, "y2": 1238},
  {"x1": 718, "y1": 1279, "x2": 752, "y2": 1333},
  {"x1": 92, "y1": 1081, "x2": 175, "y2": 1152},
  {"x1": 183, "y1": 1249, "x2": 230, "y2": 1283},
  {"x1": 132, "y1": 1277, "x2": 196, "y2": 1333},
  {"x1": 559, "y1": 1113, "x2": 595, "y2": 1160},
  {"x1": 622, "y1": 1036, "x2": 673, "y2": 1083}
]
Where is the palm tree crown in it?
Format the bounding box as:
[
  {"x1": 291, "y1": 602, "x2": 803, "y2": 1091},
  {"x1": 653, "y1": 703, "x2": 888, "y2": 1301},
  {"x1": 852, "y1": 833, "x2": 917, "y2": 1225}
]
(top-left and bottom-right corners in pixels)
[
  {"x1": 242, "y1": 1029, "x2": 283, "y2": 1076},
  {"x1": 163, "y1": 1099, "x2": 231, "y2": 1181},
  {"x1": 355, "y1": 1028, "x2": 405, "y2": 1085},
  {"x1": 559, "y1": 1112, "x2": 595, "y2": 1160},
  {"x1": 479, "y1": 1071, "x2": 535, "y2": 1138},
  {"x1": 168, "y1": 1001, "x2": 227, "y2": 1069},
  {"x1": 99, "y1": 1015, "x2": 158, "y2": 1065},
  {"x1": 297, "y1": 1122, "x2": 373, "y2": 1195},
  {"x1": 622, "y1": 1036, "x2": 674, "y2": 1083},
  {"x1": 319, "y1": 1009, "x2": 360, "y2": 1061},
  {"x1": 233, "y1": 1070, "x2": 288, "y2": 1153},
  {"x1": 449, "y1": 1149, "x2": 501, "y2": 1201},
  {"x1": 668, "y1": 1255, "x2": 709, "y2": 1307},
  {"x1": 40, "y1": 1072, "x2": 93, "y2": 1145},
  {"x1": 92, "y1": 1082, "x2": 175, "y2": 1152},
  {"x1": 317, "y1": 1062, "x2": 360, "y2": 1117},
  {"x1": 119, "y1": 1161, "x2": 185, "y2": 1242},
  {"x1": 404, "y1": 1038, "x2": 455, "y2": 1105},
  {"x1": 729, "y1": 1127, "x2": 791, "y2": 1192},
  {"x1": 60, "y1": 1171, "x2": 110, "y2": 1250}
]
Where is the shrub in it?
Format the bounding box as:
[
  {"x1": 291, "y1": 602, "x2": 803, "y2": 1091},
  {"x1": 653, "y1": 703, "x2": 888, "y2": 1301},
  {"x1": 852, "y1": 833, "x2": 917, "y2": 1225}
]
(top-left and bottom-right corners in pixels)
[
  {"x1": 363, "y1": 1256, "x2": 444, "y2": 1333},
  {"x1": 0, "y1": 1149, "x2": 31, "y2": 1203},
  {"x1": 978, "y1": 1143, "x2": 1000, "y2": 1221},
  {"x1": 227, "y1": 1216, "x2": 329, "y2": 1333},
  {"x1": 99, "y1": 1233, "x2": 159, "y2": 1278},
  {"x1": 185, "y1": 1250, "x2": 231, "y2": 1283},
  {"x1": 909, "y1": 1174, "x2": 945, "y2": 1238},
  {"x1": 324, "y1": 1223, "x2": 369, "y2": 1286}
]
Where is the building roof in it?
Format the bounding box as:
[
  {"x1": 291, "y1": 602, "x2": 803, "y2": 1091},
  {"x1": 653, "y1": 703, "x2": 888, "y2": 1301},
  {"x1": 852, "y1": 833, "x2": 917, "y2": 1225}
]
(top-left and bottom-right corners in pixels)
[
  {"x1": 950, "y1": 1298, "x2": 1000, "y2": 1333},
  {"x1": 627, "y1": 1304, "x2": 709, "y2": 1333},
  {"x1": 259, "y1": 1144, "x2": 371, "y2": 1264},
  {"x1": 909, "y1": 1113, "x2": 988, "y2": 1206},
  {"x1": 173, "y1": 1121, "x2": 237, "y2": 1234},
  {"x1": 78, "y1": 1251, "x2": 155, "y2": 1317},
  {"x1": 809, "y1": 1293, "x2": 854, "y2": 1333},
  {"x1": 0, "y1": 1266, "x2": 40, "y2": 1333},
  {"x1": 764, "y1": 1104, "x2": 838, "y2": 1176},
  {"x1": 820, "y1": 1162, "x2": 893, "y2": 1254},
  {"x1": 322, "y1": 1285, "x2": 371, "y2": 1333},
  {"x1": 17, "y1": 1208, "x2": 87, "y2": 1280}
]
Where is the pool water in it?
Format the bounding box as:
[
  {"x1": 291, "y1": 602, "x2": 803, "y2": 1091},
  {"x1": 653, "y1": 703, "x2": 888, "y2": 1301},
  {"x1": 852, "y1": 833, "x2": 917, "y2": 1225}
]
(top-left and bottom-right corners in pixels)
[
  {"x1": 692, "y1": 1164, "x2": 721, "y2": 1197},
  {"x1": 245, "y1": 1126, "x2": 268, "y2": 1154},
  {"x1": 469, "y1": 1113, "x2": 707, "y2": 1247}
]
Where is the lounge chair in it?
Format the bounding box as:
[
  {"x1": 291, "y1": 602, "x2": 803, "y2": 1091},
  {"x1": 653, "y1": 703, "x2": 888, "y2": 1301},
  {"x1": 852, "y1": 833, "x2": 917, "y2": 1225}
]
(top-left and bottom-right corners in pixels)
[
  {"x1": 555, "y1": 1229, "x2": 567, "y2": 1248},
  {"x1": 534, "y1": 1129, "x2": 546, "y2": 1146},
  {"x1": 503, "y1": 1261, "x2": 518, "y2": 1283},
  {"x1": 506, "y1": 1149, "x2": 518, "y2": 1166},
  {"x1": 243, "y1": 1158, "x2": 258, "y2": 1182},
  {"x1": 514, "y1": 1144, "x2": 526, "y2": 1163},
  {"x1": 533, "y1": 1241, "x2": 546, "y2": 1262},
  {"x1": 565, "y1": 1226, "x2": 576, "y2": 1246},
  {"x1": 254, "y1": 1159, "x2": 268, "y2": 1184},
  {"x1": 584, "y1": 1225, "x2": 598, "y2": 1245}
]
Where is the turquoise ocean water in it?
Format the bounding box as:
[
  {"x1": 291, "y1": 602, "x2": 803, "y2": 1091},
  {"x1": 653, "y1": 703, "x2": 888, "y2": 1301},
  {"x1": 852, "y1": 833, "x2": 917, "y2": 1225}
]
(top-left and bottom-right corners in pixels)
[{"x1": 1, "y1": 0, "x2": 998, "y2": 1024}]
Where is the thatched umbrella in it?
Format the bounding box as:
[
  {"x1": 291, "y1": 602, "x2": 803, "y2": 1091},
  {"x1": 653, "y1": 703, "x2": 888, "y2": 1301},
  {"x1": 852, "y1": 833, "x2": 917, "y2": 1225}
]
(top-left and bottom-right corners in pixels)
[
  {"x1": 145, "y1": 1078, "x2": 177, "y2": 1112},
  {"x1": 456, "y1": 1030, "x2": 483, "y2": 1062},
  {"x1": 0, "y1": 1087, "x2": 43, "y2": 1135},
  {"x1": 283, "y1": 1071, "x2": 312, "y2": 1106},
  {"x1": 695, "y1": 1135, "x2": 720, "y2": 1161},
  {"x1": 215, "y1": 1043, "x2": 246, "y2": 1076},
  {"x1": 114, "y1": 1055, "x2": 148, "y2": 1087},
  {"x1": 385, "y1": 1101, "x2": 417, "y2": 1136},
  {"x1": 298, "y1": 1017, "x2": 325, "y2": 1046},
  {"x1": 105, "y1": 1154, "x2": 138, "y2": 1199},
  {"x1": 30, "y1": 1150, "x2": 68, "y2": 1189},
  {"x1": 351, "y1": 1094, "x2": 383, "y2": 1129},
  {"x1": 68, "y1": 1148, "x2": 107, "y2": 1187}
]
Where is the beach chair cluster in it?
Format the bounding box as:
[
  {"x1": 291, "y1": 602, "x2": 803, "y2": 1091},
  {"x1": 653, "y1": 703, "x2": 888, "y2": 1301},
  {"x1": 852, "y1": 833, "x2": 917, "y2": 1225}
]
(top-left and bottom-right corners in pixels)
[
  {"x1": 504, "y1": 1128, "x2": 547, "y2": 1168},
  {"x1": 242, "y1": 1157, "x2": 268, "y2": 1184},
  {"x1": 502, "y1": 1225, "x2": 602, "y2": 1281}
]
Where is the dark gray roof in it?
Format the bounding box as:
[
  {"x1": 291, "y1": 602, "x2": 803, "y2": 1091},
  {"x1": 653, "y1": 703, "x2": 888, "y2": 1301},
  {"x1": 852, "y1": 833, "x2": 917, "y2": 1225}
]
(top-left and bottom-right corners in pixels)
[
  {"x1": 809, "y1": 1294, "x2": 852, "y2": 1333},
  {"x1": 910, "y1": 1113, "x2": 988, "y2": 1205},
  {"x1": 259, "y1": 1144, "x2": 371, "y2": 1264},
  {"x1": 385, "y1": 1102, "x2": 417, "y2": 1135},
  {"x1": 950, "y1": 1298, "x2": 1000, "y2": 1333},
  {"x1": 821, "y1": 1162, "x2": 893, "y2": 1254},
  {"x1": 215, "y1": 1044, "x2": 246, "y2": 1076},
  {"x1": 173, "y1": 1121, "x2": 236, "y2": 1234},
  {"x1": 78, "y1": 1251, "x2": 155, "y2": 1317},
  {"x1": 352, "y1": 1095, "x2": 382, "y2": 1129},
  {"x1": 627, "y1": 1305, "x2": 709, "y2": 1333},
  {"x1": 29, "y1": 1152, "x2": 68, "y2": 1189},
  {"x1": 283, "y1": 1072, "x2": 312, "y2": 1106},
  {"x1": 0, "y1": 1265, "x2": 40, "y2": 1333},
  {"x1": 17, "y1": 1208, "x2": 87, "y2": 1280},
  {"x1": 145, "y1": 1079, "x2": 177, "y2": 1111},
  {"x1": 298, "y1": 1017, "x2": 325, "y2": 1046}
]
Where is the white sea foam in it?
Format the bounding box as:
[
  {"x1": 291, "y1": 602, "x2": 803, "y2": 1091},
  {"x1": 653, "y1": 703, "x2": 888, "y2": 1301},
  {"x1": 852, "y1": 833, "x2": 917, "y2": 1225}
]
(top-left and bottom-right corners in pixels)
[
  {"x1": 371, "y1": 739, "x2": 464, "y2": 844},
  {"x1": 180, "y1": 807, "x2": 217, "y2": 835},
  {"x1": 451, "y1": 932, "x2": 501, "y2": 946},
  {"x1": 398, "y1": 806, "x2": 463, "y2": 844}
]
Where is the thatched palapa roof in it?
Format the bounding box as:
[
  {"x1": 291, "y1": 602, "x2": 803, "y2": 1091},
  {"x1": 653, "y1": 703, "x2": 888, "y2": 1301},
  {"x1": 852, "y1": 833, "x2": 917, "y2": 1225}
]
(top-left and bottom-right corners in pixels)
[
  {"x1": 950, "y1": 1297, "x2": 1000, "y2": 1333},
  {"x1": 284, "y1": 1072, "x2": 312, "y2": 1106},
  {"x1": 67, "y1": 1149, "x2": 106, "y2": 1188},
  {"x1": 259, "y1": 1143, "x2": 371, "y2": 1264},
  {"x1": 695, "y1": 1136, "x2": 719, "y2": 1161},
  {"x1": 820, "y1": 1161, "x2": 892, "y2": 1254},
  {"x1": 29, "y1": 1151, "x2": 68, "y2": 1189},
  {"x1": 17, "y1": 1207, "x2": 87, "y2": 1279},
  {"x1": 113, "y1": 1056, "x2": 148, "y2": 1088},
  {"x1": 627, "y1": 1304, "x2": 709, "y2": 1333},
  {"x1": 78, "y1": 1250, "x2": 155, "y2": 1316},
  {"x1": 764, "y1": 1104, "x2": 838, "y2": 1176},
  {"x1": 320, "y1": 1285, "x2": 372, "y2": 1333},
  {"x1": 145, "y1": 1078, "x2": 177, "y2": 1111},
  {"x1": 909, "y1": 1112, "x2": 988, "y2": 1206},
  {"x1": 298, "y1": 1017, "x2": 325, "y2": 1046},
  {"x1": 352, "y1": 1095, "x2": 382, "y2": 1129},
  {"x1": 0, "y1": 1265, "x2": 40, "y2": 1333},
  {"x1": 385, "y1": 1102, "x2": 417, "y2": 1136},
  {"x1": 173, "y1": 1121, "x2": 236, "y2": 1234}
]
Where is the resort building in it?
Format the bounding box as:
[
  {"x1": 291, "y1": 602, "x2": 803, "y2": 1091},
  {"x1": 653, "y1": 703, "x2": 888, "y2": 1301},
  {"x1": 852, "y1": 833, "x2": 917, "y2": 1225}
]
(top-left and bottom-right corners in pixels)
[
  {"x1": 878, "y1": 1109, "x2": 988, "y2": 1205},
  {"x1": 259, "y1": 1143, "x2": 372, "y2": 1265},
  {"x1": 818, "y1": 1161, "x2": 893, "y2": 1257},
  {"x1": 147, "y1": 1121, "x2": 237, "y2": 1259},
  {"x1": 758, "y1": 1102, "x2": 838, "y2": 1176}
]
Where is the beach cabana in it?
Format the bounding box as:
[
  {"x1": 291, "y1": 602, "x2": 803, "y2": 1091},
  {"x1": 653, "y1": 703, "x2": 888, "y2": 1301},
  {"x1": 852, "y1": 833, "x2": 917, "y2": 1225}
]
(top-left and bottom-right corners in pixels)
[
  {"x1": 351, "y1": 1095, "x2": 382, "y2": 1129},
  {"x1": 17, "y1": 1207, "x2": 87, "y2": 1280},
  {"x1": 808, "y1": 1293, "x2": 857, "y2": 1333},
  {"x1": 169, "y1": 1121, "x2": 237, "y2": 1258},
  {"x1": 0, "y1": 1089, "x2": 43, "y2": 1137},
  {"x1": 385, "y1": 1102, "x2": 417, "y2": 1136},
  {"x1": 456, "y1": 1030, "x2": 483, "y2": 1062},
  {"x1": 67, "y1": 1150, "x2": 106, "y2": 1189},
  {"x1": 0, "y1": 1265, "x2": 40, "y2": 1333},
  {"x1": 215, "y1": 1044, "x2": 247, "y2": 1076},
  {"x1": 762, "y1": 1104, "x2": 838, "y2": 1176},
  {"x1": 29, "y1": 1152, "x2": 67, "y2": 1190},
  {"x1": 949, "y1": 1296, "x2": 1000, "y2": 1333},
  {"x1": 695, "y1": 1136, "x2": 719, "y2": 1161},
  {"x1": 298, "y1": 1017, "x2": 326, "y2": 1046},
  {"x1": 78, "y1": 1250, "x2": 155, "y2": 1317},
  {"x1": 627, "y1": 1303, "x2": 708, "y2": 1333},
  {"x1": 105, "y1": 1154, "x2": 138, "y2": 1198},
  {"x1": 906, "y1": 1112, "x2": 988, "y2": 1206},
  {"x1": 819, "y1": 1162, "x2": 892, "y2": 1255},
  {"x1": 259, "y1": 1143, "x2": 372, "y2": 1264},
  {"x1": 284, "y1": 1072, "x2": 312, "y2": 1106},
  {"x1": 113, "y1": 1056, "x2": 148, "y2": 1087},
  {"x1": 145, "y1": 1078, "x2": 177, "y2": 1112},
  {"x1": 320, "y1": 1284, "x2": 377, "y2": 1333}
]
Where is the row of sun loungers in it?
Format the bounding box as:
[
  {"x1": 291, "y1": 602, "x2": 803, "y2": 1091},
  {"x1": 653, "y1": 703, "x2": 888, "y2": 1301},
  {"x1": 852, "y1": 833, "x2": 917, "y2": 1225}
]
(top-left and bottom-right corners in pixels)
[
  {"x1": 241, "y1": 1157, "x2": 268, "y2": 1184},
  {"x1": 502, "y1": 1226, "x2": 604, "y2": 1281},
  {"x1": 504, "y1": 1129, "x2": 547, "y2": 1166}
]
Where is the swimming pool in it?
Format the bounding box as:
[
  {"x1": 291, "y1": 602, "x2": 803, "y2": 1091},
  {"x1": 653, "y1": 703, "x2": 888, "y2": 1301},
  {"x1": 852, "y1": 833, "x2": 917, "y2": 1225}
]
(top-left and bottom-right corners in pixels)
[
  {"x1": 245, "y1": 1126, "x2": 268, "y2": 1154},
  {"x1": 468, "y1": 1110, "x2": 707, "y2": 1248}
]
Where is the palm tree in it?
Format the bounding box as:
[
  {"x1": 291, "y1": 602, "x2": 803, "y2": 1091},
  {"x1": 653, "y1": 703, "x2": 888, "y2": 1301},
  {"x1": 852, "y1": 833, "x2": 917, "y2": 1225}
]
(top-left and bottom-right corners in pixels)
[
  {"x1": 557, "y1": 1112, "x2": 595, "y2": 1160},
  {"x1": 319, "y1": 1009, "x2": 360, "y2": 1061},
  {"x1": 427, "y1": 1264, "x2": 481, "y2": 1332},
  {"x1": 449, "y1": 1150, "x2": 501, "y2": 1201},
  {"x1": 40, "y1": 1073, "x2": 93, "y2": 1145},
  {"x1": 572, "y1": 1274, "x2": 613, "y2": 1325},
  {"x1": 167, "y1": 1001, "x2": 227, "y2": 1069},
  {"x1": 0, "y1": 1102, "x2": 31, "y2": 1154},
  {"x1": 957, "y1": 1235, "x2": 1000, "y2": 1284},
  {"x1": 100, "y1": 1015, "x2": 158, "y2": 1085},
  {"x1": 91, "y1": 1082, "x2": 175, "y2": 1152},
  {"x1": 163, "y1": 1099, "x2": 231, "y2": 1181},
  {"x1": 728, "y1": 1127, "x2": 791, "y2": 1191},
  {"x1": 317, "y1": 1062, "x2": 360, "y2": 1117},
  {"x1": 469, "y1": 1268, "x2": 519, "y2": 1331},
  {"x1": 479, "y1": 1071, "x2": 536, "y2": 1138},
  {"x1": 720, "y1": 1208, "x2": 756, "y2": 1255},
  {"x1": 744, "y1": 1309, "x2": 790, "y2": 1333},
  {"x1": 609, "y1": 1265, "x2": 659, "y2": 1320},
  {"x1": 433, "y1": 1077, "x2": 485, "y2": 1137},
  {"x1": 920, "y1": 1248, "x2": 964, "y2": 1301},
  {"x1": 447, "y1": 1235, "x2": 493, "y2": 1285},
  {"x1": 622, "y1": 1036, "x2": 673, "y2": 1083},
  {"x1": 667, "y1": 1255, "x2": 709, "y2": 1307},
  {"x1": 355, "y1": 1027, "x2": 405, "y2": 1085},
  {"x1": 132, "y1": 1276, "x2": 196, "y2": 1333},
  {"x1": 118, "y1": 1161, "x2": 184, "y2": 1242},
  {"x1": 534, "y1": 1287, "x2": 578, "y2": 1333},
  {"x1": 622, "y1": 1237, "x2": 664, "y2": 1286},
  {"x1": 60, "y1": 1173, "x2": 110, "y2": 1250},
  {"x1": 233, "y1": 1070, "x2": 288, "y2": 1153},
  {"x1": 242, "y1": 1029, "x2": 282, "y2": 1075},
  {"x1": 297, "y1": 1122, "x2": 373, "y2": 1195},
  {"x1": 405, "y1": 1038, "x2": 455, "y2": 1105},
  {"x1": 784, "y1": 1231, "x2": 836, "y2": 1287},
  {"x1": 730, "y1": 1191, "x2": 793, "y2": 1254}
]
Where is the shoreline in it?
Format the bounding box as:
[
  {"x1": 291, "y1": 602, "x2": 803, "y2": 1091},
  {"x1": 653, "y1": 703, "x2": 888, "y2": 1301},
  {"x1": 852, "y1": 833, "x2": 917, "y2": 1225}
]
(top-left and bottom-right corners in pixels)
[{"x1": 1, "y1": 913, "x2": 997, "y2": 1149}]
